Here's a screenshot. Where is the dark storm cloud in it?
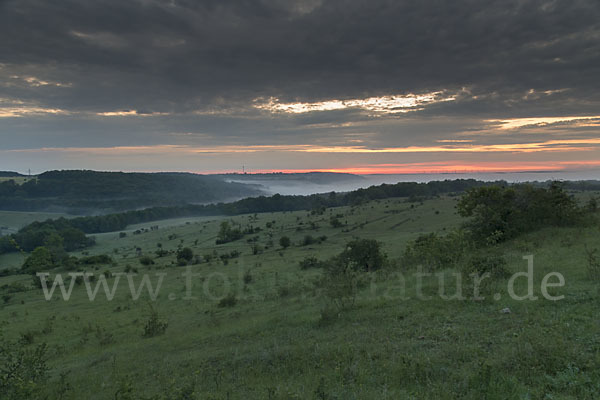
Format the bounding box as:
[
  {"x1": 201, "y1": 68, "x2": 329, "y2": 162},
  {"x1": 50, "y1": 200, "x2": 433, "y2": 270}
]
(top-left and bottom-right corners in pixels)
[{"x1": 1, "y1": 0, "x2": 599, "y2": 115}]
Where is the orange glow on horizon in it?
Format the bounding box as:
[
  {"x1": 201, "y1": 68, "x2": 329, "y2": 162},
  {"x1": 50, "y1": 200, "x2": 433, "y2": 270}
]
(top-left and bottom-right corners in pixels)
[
  {"x1": 6, "y1": 137, "x2": 600, "y2": 155},
  {"x1": 203, "y1": 160, "x2": 600, "y2": 175}
]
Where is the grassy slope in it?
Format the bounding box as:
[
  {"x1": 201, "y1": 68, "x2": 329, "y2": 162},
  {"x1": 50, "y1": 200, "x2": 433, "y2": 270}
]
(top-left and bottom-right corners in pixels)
[
  {"x1": 1, "y1": 195, "x2": 599, "y2": 399},
  {"x1": 0, "y1": 176, "x2": 35, "y2": 185}
]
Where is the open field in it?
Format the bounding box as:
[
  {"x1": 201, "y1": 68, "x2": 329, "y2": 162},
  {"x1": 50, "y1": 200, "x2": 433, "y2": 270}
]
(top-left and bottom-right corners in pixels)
[
  {"x1": 1, "y1": 194, "x2": 600, "y2": 399},
  {"x1": 0, "y1": 176, "x2": 35, "y2": 185}
]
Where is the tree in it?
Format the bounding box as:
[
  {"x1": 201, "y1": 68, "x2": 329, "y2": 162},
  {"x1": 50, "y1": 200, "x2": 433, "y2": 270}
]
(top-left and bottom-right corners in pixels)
[
  {"x1": 43, "y1": 232, "x2": 66, "y2": 263},
  {"x1": 21, "y1": 246, "x2": 55, "y2": 274},
  {"x1": 177, "y1": 247, "x2": 194, "y2": 264},
  {"x1": 279, "y1": 236, "x2": 291, "y2": 249},
  {"x1": 330, "y1": 216, "x2": 343, "y2": 228},
  {"x1": 216, "y1": 221, "x2": 243, "y2": 244},
  {"x1": 457, "y1": 183, "x2": 580, "y2": 244},
  {"x1": 338, "y1": 239, "x2": 387, "y2": 272}
]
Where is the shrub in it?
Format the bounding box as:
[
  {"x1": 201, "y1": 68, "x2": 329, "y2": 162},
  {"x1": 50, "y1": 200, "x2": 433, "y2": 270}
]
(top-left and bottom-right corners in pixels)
[
  {"x1": 124, "y1": 265, "x2": 138, "y2": 273},
  {"x1": 301, "y1": 235, "x2": 316, "y2": 246},
  {"x1": 176, "y1": 247, "x2": 194, "y2": 264},
  {"x1": 279, "y1": 236, "x2": 291, "y2": 249},
  {"x1": 2, "y1": 282, "x2": 28, "y2": 294},
  {"x1": 299, "y1": 256, "x2": 323, "y2": 270},
  {"x1": 217, "y1": 293, "x2": 237, "y2": 307},
  {"x1": 339, "y1": 238, "x2": 387, "y2": 272},
  {"x1": 277, "y1": 285, "x2": 291, "y2": 298},
  {"x1": 322, "y1": 256, "x2": 360, "y2": 310},
  {"x1": 584, "y1": 246, "x2": 600, "y2": 281},
  {"x1": 587, "y1": 197, "x2": 598, "y2": 212},
  {"x1": 0, "y1": 330, "x2": 49, "y2": 400},
  {"x1": 461, "y1": 252, "x2": 510, "y2": 298},
  {"x1": 95, "y1": 325, "x2": 115, "y2": 345},
  {"x1": 251, "y1": 243, "x2": 263, "y2": 255},
  {"x1": 403, "y1": 230, "x2": 469, "y2": 271},
  {"x1": 457, "y1": 183, "x2": 581, "y2": 244},
  {"x1": 79, "y1": 254, "x2": 114, "y2": 265},
  {"x1": 216, "y1": 221, "x2": 243, "y2": 244},
  {"x1": 317, "y1": 305, "x2": 339, "y2": 327},
  {"x1": 139, "y1": 256, "x2": 155, "y2": 266},
  {"x1": 19, "y1": 331, "x2": 36, "y2": 345},
  {"x1": 142, "y1": 305, "x2": 168, "y2": 337},
  {"x1": 155, "y1": 248, "x2": 169, "y2": 257},
  {"x1": 243, "y1": 270, "x2": 253, "y2": 284},
  {"x1": 462, "y1": 253, "x2": 510, "y2": 280},
  {"x1": 330, "y1": 216, "x2": 343, "y2": 228},
  {"x1": 21, "y1": 246, "x2": 55, "y2": 274}
]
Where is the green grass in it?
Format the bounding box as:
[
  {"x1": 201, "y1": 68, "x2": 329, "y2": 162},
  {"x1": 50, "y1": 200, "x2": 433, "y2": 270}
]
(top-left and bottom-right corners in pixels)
[
  {"x1": 1, "y1": 195, "x2": 600, "y2": 399},
  {"x1": 0, "y1": 176, "x2": 35, "y2": 185}
]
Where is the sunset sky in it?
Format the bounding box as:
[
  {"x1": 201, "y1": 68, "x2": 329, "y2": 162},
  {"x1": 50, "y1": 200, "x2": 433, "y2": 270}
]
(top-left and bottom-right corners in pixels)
[{"x1": 1, "y1": 0, "x2": 599, "y2": 175}]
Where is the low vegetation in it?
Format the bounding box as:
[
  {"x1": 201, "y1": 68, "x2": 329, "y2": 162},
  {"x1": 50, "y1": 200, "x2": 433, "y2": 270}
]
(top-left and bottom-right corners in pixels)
[{"x1": 0, "y1": 181, "x2": 598, "y2": 398}]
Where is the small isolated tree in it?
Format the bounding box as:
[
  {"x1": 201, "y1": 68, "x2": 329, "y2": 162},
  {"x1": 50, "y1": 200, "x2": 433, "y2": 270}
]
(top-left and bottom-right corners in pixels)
[
  {"x1": 279, "y1": 236, "x2": 291, "y2": 249},
  {"x1": 322, "y1": 239, "x2": 388, "y2": 310},
  {"x1": 338, "y1": 239, "x2": 387, "y2": 272},
  {"x1": 330, "y1": 216, "x2": 343, "y2": 228},
  {"x1": 176, "y1": 247, "x2": 194, "y2": 264}
]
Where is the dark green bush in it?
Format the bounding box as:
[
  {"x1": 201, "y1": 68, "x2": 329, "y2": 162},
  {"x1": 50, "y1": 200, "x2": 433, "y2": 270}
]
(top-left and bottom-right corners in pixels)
[
  {"x1": 142, "y1": 306, "x2": 168, "y2": 337},
  {"x1": 139, "y1": 256, "x2": 155, "y2": 266},
  {"x1": 217, "y1": 293, "x2": 237, "y2": 308},
  {"x1": 299, "y1": 256, "x2": 324, "y2": 270},
  {"x1": 176, "y1": 247, "x2": 194, "y2": 264},
  {"x1": 403, "y1": 230, "x2": 470, "y2": 271}
]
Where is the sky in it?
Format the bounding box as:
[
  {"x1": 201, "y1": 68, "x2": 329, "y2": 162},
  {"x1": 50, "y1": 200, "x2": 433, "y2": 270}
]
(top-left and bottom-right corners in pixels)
[{"x1": 1, "y1": 0, "x2": 599, "y2": 175}]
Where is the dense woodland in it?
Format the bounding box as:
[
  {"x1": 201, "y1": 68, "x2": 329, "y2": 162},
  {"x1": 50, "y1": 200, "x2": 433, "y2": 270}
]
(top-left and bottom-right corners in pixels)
[
  {"x1": 0, "y1": 171, "x2": 25, "y2": 177},
  {"x1": 0, "y1": 170, "x2": 260, "y2": 213}
]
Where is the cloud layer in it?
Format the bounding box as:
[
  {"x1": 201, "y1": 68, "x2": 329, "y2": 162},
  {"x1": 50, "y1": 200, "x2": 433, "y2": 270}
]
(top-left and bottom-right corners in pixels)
[{"x1": 0, "y1": 0, "x2": 599, "y2": 173}]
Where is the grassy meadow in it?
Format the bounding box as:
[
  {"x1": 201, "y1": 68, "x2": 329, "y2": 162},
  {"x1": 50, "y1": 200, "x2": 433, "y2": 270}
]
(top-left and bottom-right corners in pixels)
[
  {"x1": 0, "y1": 177, "x2": 35, "y2": 185},
  {"x1": 1, "y1": 194, "x2": 600, "y2": 399}
]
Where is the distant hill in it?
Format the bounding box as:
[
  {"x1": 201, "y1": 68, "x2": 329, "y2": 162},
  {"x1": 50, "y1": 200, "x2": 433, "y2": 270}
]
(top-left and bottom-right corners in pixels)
[
  {"x1": 218, "y1": 172, "x2": 364, "y2": 184},
  {"x1": 0, "y1": 170, "x2": 262, "y2": 213},
  {"x1": 217, "y1": 172, "x2": 366, "y2": 195},
  {"x1": 0, "y1": 171, "x2": 25, "y2": 177}
]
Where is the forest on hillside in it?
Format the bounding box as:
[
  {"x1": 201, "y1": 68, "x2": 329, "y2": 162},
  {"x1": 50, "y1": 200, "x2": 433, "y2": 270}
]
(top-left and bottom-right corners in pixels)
[{"x1": 0, "y1": 170, "x2": 261, "y2": 213}]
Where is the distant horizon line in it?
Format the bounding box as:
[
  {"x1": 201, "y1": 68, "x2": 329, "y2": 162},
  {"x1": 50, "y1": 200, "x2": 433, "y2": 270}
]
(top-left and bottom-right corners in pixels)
[{"x1": 3, "y1": 167, "x2": 600, "y2": 177}]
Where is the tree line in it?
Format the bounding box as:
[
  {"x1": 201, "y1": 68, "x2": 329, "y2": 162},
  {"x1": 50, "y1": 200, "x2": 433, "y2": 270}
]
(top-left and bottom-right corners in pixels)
[
  {"x1": 0, "y1": 179, "x2": 496, "y2": 256},
  {"x1": 2, "y1": 178, "x2": 595, "y2": 257},
  {"x1": 0, "y1": 170, "x2": 259, "y2": 213}
]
